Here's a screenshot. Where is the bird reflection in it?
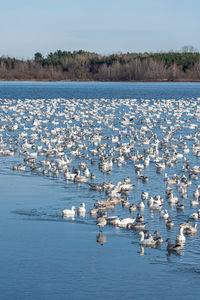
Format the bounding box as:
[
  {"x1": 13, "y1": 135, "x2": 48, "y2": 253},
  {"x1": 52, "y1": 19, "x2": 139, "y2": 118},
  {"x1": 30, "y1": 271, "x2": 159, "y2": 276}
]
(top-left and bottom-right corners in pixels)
[
  {"x1": 96, "y1": 233, "x2": 107, "y2": 245},
  {"x1": 62, "y1": 216, "x2": 75, "y2": 221},
  {"x1": 137, "y1": 246, "x2": 144, "y2": 256},
  {"x1": 77, "y1": 211, "x2": 86, "y2": 218}
]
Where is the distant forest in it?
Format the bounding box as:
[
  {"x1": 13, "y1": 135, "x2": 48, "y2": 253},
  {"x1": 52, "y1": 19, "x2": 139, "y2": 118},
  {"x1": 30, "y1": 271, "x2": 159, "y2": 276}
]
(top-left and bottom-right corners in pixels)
[{"x1": 1, "y1": 47, "x2": 200, "y2": 81}]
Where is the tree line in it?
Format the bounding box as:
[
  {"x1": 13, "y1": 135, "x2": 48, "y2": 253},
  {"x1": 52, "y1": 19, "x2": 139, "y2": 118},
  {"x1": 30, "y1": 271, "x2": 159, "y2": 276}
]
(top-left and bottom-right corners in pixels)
[{"x1": 1, "y1": 49, "x2": 200, "y2": 81}]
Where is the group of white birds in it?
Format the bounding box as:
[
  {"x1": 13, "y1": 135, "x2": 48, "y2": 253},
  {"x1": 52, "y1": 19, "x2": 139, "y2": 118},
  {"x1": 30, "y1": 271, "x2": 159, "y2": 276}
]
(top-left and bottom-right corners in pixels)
[{"x1": 0, "y1": 96, "x2": 200, "y2": 253}]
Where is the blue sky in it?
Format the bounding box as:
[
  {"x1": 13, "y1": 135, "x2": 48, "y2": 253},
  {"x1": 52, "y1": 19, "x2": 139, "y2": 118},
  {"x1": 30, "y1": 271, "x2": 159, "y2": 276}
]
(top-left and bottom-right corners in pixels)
[{"x1": 1, "y1": 0, "x2": 199, "y2": 58}]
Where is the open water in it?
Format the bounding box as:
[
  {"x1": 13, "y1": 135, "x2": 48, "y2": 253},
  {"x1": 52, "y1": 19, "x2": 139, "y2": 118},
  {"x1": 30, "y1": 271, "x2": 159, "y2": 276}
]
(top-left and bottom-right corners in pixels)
[{"x1": 0, "y1": 81, "x2": 200, "y2": 300}]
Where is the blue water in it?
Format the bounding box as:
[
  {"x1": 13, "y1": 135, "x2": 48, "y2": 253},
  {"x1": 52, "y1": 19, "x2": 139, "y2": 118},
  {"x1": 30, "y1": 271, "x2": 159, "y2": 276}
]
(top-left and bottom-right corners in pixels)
[{"x1": 0, "y1": 82, "x2": 200, "y2": 300}]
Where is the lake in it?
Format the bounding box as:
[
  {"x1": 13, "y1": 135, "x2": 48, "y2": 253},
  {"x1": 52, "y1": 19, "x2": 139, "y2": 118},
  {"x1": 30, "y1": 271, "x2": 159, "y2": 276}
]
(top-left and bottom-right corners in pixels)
[{"x1": 0, "y1": 81, "x2": 200, "y2": 300}]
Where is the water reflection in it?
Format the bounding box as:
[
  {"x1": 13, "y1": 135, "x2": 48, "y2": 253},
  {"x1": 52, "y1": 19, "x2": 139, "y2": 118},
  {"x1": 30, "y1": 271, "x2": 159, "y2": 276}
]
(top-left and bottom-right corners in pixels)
[
  {"x1": 96, "y1": 233, "x2": 107, "y2": 246},
  {"x1": 138, "y1": 246, "x2": 145, "y2": 256}
]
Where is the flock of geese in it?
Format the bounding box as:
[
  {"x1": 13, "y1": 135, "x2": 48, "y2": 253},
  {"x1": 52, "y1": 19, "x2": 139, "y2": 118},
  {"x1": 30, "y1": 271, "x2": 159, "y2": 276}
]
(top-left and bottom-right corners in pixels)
[{"x1": 0, "y1": 96, "x2": 200, "y2": 253}]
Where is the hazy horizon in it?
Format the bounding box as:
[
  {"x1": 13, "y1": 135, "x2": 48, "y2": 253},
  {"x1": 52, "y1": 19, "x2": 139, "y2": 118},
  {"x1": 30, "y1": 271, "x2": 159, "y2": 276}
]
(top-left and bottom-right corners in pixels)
[{"x1": 1, "y1": 0, "x2": 199, "y2": 59}]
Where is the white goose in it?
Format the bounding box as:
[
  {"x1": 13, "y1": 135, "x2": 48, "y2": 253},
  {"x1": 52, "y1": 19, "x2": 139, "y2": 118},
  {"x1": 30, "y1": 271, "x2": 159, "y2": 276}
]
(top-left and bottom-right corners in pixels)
[
  {"x1": 62, "y1": 206, "x2": 76, "y2": 217},
  {"x1": 176, "y1": 225, "x2": 186, "y2": 243},
  {"x1": 74, "y1": 169, "x2": 88, "y2": 183},
  {"x1": 77, "y1": 203, "x2": 86, "y2": 216},
  {"x1": 160, "y1": 209, "x2": 169, "y2": 220},
  {"x1": 138, "y1": 231, "x2": 157, "y2": 247},
  {"x1": 116, "y1": 217, "x2": 135, "y2": 227}
]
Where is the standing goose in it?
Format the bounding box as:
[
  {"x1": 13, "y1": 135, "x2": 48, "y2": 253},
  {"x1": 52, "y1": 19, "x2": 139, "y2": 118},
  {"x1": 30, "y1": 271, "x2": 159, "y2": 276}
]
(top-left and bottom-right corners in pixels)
[{"x1": 97, "y1": 217, "x2": 107, "y2": 232}]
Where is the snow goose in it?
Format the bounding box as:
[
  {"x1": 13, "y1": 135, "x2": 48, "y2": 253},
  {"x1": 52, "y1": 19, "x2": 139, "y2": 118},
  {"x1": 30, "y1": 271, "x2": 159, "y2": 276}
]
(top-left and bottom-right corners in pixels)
[
  {"x1": 176, "y1": 225, "x2": 186, "y2": 243},
  {"x1": 160, "y1": 209, "x2": 169, "y2": 220},
  {"x1": 62, "y1": 206, "x2": 76, "y2": 217},
  {"x1": 138, "y1": 231, "x2": 157, "y2": 247},
  {"x1": 77, "y1": 203, "x2": 86, "y2": 216}
]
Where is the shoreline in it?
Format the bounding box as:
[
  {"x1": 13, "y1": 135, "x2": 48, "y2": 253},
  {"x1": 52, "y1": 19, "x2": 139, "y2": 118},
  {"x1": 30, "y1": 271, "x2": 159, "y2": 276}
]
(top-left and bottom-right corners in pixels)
[{"x1": 0, "y1": 78, "x2": 200, "y2": 83}]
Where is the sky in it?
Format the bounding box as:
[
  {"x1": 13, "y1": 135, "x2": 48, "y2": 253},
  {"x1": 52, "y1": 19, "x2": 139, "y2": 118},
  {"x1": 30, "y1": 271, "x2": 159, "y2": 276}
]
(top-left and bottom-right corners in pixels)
[{"x1": 1, "y1": 0, "x2": 200, "y2": 58}]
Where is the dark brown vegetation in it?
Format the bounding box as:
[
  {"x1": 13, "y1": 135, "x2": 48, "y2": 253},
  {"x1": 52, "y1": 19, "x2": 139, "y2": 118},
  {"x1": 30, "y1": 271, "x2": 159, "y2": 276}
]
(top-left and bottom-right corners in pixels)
[{"x1": 1, "y1": 49, "x2": 200, "y2": 81}]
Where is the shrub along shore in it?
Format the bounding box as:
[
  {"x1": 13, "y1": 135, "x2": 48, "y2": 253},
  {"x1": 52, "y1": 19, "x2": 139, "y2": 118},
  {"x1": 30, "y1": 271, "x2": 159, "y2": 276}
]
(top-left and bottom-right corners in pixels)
[{"x1": 1, "y1": 50, "x2": 200, "y2": 81}]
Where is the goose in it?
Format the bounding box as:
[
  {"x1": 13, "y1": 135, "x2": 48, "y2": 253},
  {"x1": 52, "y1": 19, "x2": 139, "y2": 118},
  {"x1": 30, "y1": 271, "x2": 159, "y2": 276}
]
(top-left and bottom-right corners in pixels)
[
  {"x1": 90, "y1": 208, "x2": 98, "y2": 216},
  {"x1": 74, "y1": 169, "x2": 88, "y2": 183},
  {"x1": 184, "y1": 223, "x2": 198, "y2": 234},
  {"x1": 90, "y1": 172, "x2": 96, "y2": 180},
  {"x1": 62, "y1": 206, "x2": 76, "y2": 217},
  {"x1": 136, "y1": 213, "x2": 144, "y2": 223},
  {"x1": 64, "y1": 168, "x2": 77, "y2": 180},
  {"x1": 166, "y1": 238, "x2": 181, "y2": 252},
  {"x1": 193, "y1": 188, "x2": 200, "y2": 199},
  {"x1": 77, "y1": 203, "x2": 86, "y2": 216},
  {"x1": 83, "y1": 167, "x2": 90, "y2": 178},
  {"x1": 97, "y1": 217, "x2": 107, "y2": 232},
  {"x1": 141, "y1": 191, "x2": 149, "y2": 200},
  {"x1": 116, "y1": 217, "x2": 135, "y2": 227},
  {"x1": 189, "y1": 212, "x2": 199, "y2": 220},
  {"x1": 137, "y1": 201, "x2": 145, "y2": 210},
  {"x1": 153, "y1": 230, "x2": 163, "y2": 244},
  {"x1": 176, "y1": 201, "x2": 184, "y2": 211},
  {"x1": 122, "y1": 197, "x2": 130, "y2": 208},
  {"x1": 166, "y1": 218, "x2": 174, "y2": 228},
  {"x1": 138, "y1": 231, "x2": 157, "y2": 247},
  {"x1": 168, "y1": 193, "x2": 178, "y2": 204},
  {"x1": 130, "y1": 222, "x2": 146, "y2": 230},
  {"x1": 181, "y1": 220, "x2": 192, "y2": 230},
  {"x1": 190, "y1": 199, "x2": 199, "y2": 206},
  {"x1": 149, "y1": 202, "x2": 162, "y2": 211},
  {"x1": 176, "y1": 225, "x2": 186, "y2": 243},
  {"x1": 160, "y1": 209, "x2": 169, "y2": 220},
  {"x1": 106, "y1": 216, "x2": 120, "y2": 226},
  {"x1": 147, "y1": 197, "x2": 154, "y2": 206},
  {"x1": 129, "y1": 203, "x2": 137, "y2": 213}
]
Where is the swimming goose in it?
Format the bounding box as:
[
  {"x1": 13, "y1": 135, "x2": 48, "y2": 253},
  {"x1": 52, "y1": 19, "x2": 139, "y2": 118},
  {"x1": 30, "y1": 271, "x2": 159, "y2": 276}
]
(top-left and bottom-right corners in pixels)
[
  {"x1": 116, "y1": 217, "x2": 136, "y2": 227},
  {"x1": 189, "y1": 212, "x2": 199, "y2": 220},
  {"x1": 166, "y1": 218, "x2": 174, "y2": 228},
  {"x1": 190, "y1": 199, "x2": 199, "y2": 206},
  {"x1": 136, "y1": 213, "x2": 144, "y2": 223},
  {"x1": 160, "y1": 209, "x2": 169, "y2": 220},
  {"x1": 62, "y1": 206, "x2": 76, "y2": 217},
  {"x1": 153, "y1": 230, "x2": 163, "y2": 244},
  {"x1": 74, "y1": 169, "x2": 88, "y2": 183},
  {"x1": 130, "y1": 222, "x2": 146, "y2": 230},
  {"x1": 141, "y1": 191, "x2": 149, "y2": 200},
  {"x1": 137, "y1": 201, "x2": 145, "y2": 210},
  {"x1": 138, "y1": 231, "x2": 157, "y2": 247},
  {"x1": 77, "y1": 203, "x2": 86, "y2": 216},
  {"x1": 106, "y1": 216, "x2": 120, "y2": 226},
  {"x1": 129, "y1": 203, "x2": 137, "y2": 213},
  {"x1": 176, "y1": 201, "x2": 184, "y2": 211},
  {"x1": 167, "y1": 193, "x2": 178, "y2": 204},
  {"x1": 184, "y1": 223, "x2": 198, "y2": 234},
  {"x1": 176, "y1": 225, "x2": 186, "y2": 243},
  {"x1": 166, "y1": 238, "x2": 181, "y2": 252}
]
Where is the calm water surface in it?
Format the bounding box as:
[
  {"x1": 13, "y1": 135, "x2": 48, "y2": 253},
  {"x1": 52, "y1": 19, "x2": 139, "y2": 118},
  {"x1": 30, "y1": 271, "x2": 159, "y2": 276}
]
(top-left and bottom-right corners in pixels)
[{"x1": 0, "y1": 82, "x2": 200, "y2": 300}]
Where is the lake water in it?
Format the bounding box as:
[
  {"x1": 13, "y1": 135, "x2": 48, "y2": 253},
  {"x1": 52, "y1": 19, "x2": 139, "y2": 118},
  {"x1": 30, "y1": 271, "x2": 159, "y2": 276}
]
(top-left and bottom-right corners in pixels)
[{"x1": 0, "y1": 81, "x2": 200, "y2": 300}]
